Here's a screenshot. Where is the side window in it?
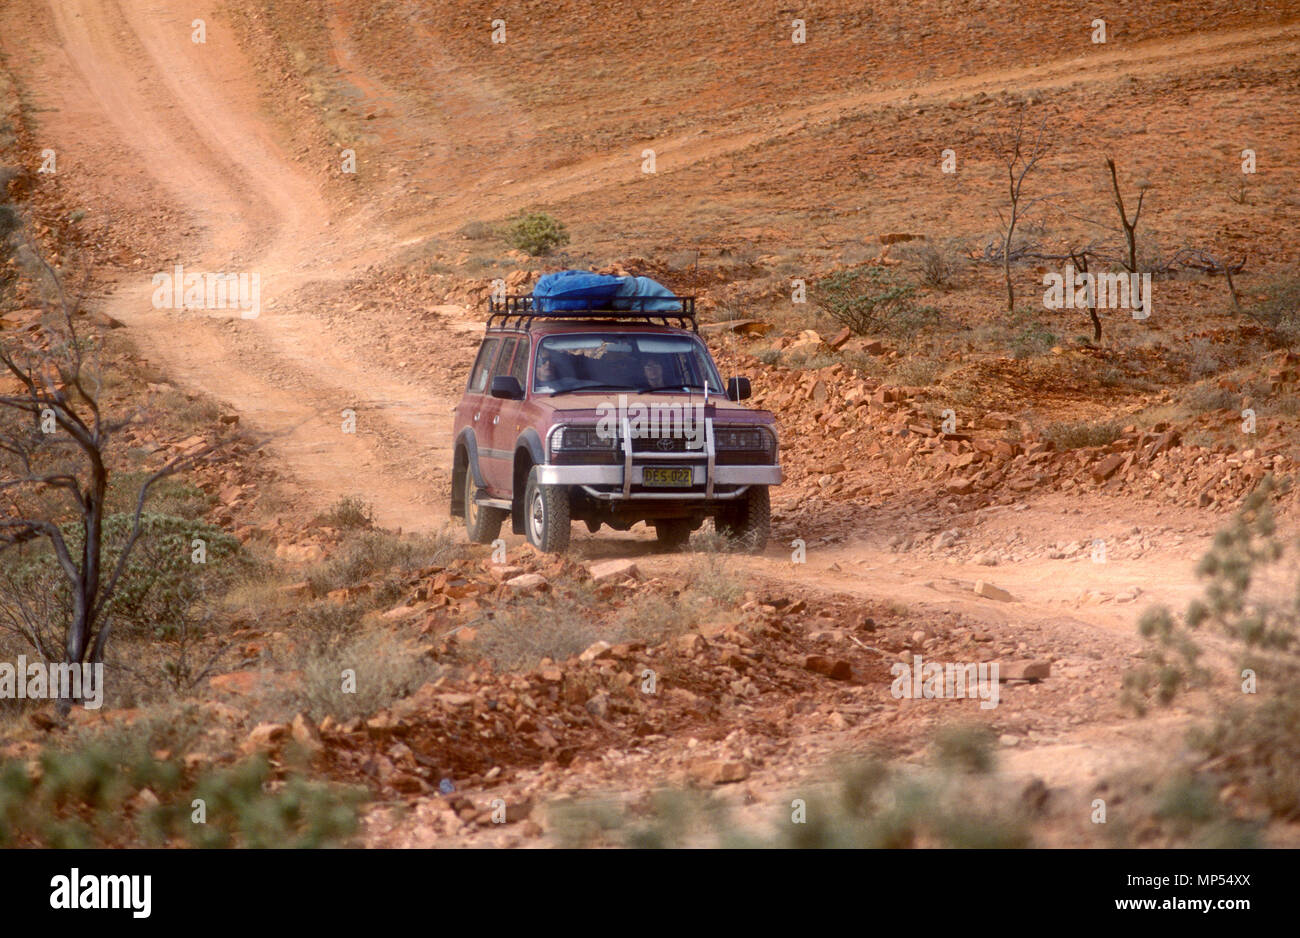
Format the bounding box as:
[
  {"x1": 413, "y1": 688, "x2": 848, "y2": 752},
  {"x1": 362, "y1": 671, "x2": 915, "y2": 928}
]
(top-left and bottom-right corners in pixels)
[
  {"x1": 510, "y1": 339, "x2": 530, "y2": 389},
  {"x1": 493, "y1": 338, "x2": 520, "y2": 384},
  {"x1": 468, "y1": 338, "x2": 501, "y2": 394}
]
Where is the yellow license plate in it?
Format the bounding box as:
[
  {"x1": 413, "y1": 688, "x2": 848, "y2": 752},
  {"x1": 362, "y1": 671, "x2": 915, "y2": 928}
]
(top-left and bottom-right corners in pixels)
[{"x1": 642, "y1": 466, "x2": 693, "y2": 487}]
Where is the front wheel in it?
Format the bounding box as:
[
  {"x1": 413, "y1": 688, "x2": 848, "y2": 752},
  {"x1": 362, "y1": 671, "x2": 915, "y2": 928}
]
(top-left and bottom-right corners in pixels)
[
  {"x1": 461, "y1": 464, "x2": 507, "y2": 544},
  {"x1": 715, "y1": 486, "x2": 770, "y2": 554},
  {"x1": 524, "y1": 467, "x2": 571, "y2": 553}
]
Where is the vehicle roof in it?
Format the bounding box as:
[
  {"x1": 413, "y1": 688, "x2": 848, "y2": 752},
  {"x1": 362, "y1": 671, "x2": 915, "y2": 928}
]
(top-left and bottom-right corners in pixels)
[{"x1": 484, "y1": 321, "x2": 700, "y2": 339}]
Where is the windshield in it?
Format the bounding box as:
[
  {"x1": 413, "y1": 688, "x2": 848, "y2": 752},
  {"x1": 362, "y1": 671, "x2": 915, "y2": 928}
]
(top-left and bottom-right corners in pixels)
[{"x1": 533, "y1": 333, "x2": 724, "y2": 395}]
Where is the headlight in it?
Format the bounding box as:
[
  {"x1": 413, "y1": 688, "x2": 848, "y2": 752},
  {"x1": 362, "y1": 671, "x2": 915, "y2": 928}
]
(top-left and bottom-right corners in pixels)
[
  {"x1": 553, "y1": 426, "x2": 619, "y2": 452},
  {"x1": 714, "y1": 427, "x2": 770, "y2": 451}
]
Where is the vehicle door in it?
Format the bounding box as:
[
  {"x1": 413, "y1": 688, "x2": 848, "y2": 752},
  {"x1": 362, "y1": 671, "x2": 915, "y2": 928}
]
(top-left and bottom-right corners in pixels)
[
  {"x1": 495, "y1": 334, "x2": 532, "y2": 487},
  {"x1": 478, "y1": 336, "x2": 520, "y2": 494},
  {"x1": 459, "y1": 336, "x2": 503, "y2": 493}
]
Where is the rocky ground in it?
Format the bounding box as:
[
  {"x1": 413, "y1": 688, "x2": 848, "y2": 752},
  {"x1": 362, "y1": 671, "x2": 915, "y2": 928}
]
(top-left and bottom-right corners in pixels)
[{"x1": 1, "y1": 1, "x2": 1299, "y2": 847}]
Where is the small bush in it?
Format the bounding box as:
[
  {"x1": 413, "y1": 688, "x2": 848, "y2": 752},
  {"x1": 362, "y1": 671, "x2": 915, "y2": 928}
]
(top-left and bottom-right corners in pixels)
[
  {"x1": 890, "y1": 358, "x2": 942, "y2": 387},
  {"x1": 0, "y1": 514, "x2": 250, "y2": 646},
  {"x1": 292, "y1": 598, "x2": 364, "y2": 641},
  {"x1": 814, "y1": 265, "x2": 940, "y2": 338},
  {"x1": 0, "y1": 717, "x2": 360, "y2": 847},
  {"x1": 290, "y1": 629, "x2": 441, "y2": 722},
  {"x1": 1183, "y1": 384, "x2": 1238, "y2": 413},
  {"x1": 1042, "y1": 419, "x2": 1123, "y2": 450},
  {"x1": 1185, "y1": 337, "x2": 1230, "y2": 380},
  {"x1": 895, "y1": 239, "x2": 964, "y2": 289},
  {"x1": 504, "y1": 212, "x2": 570, "y2": 257},
  {"x1": 552, "y1": 750, "x2": 1030, "y2": 848},
  {"x1": 688, "y1": 553, "x2": 745, "y2": 605},
  {"x1": 1127, "y1": 477, "x2": 1300, "y2": 820},
  {"x1": 315, "y1": 495, "x2": 374, "y2": 530},
  {"x1": 106, "y1": 474, "x2": 212, "y2": 520},
  {"x1": 472, "y1": 582, "x2": 603, "y2": 671},
  {"x1": 1246, "y1": 269, "x2": 1300, "y2": 344},
  {"x1": 457, "y1": 220, "x2": 498, "y2": 241},
  {"x1": 933, "y1": 725, "x2": 997, "y2": 774},
  {"x1": 306, "y1": 527, "x2": 459, "y2": 596},
  {"x1": 613, "y1": 593, "x2": 702, "y2": 645},
  {"x1": 1011, "y1": 321, "x2": 1058, "y2": 359}
]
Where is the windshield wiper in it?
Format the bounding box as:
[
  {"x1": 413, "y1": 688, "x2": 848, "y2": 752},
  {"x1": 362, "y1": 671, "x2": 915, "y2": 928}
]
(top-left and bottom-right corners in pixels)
[
  {"x1": 636, "y1": 384, "x2": 709, "y2": 394},
  {"x1": 549, "y1": 383, "x2": 634, "y2": 396}
]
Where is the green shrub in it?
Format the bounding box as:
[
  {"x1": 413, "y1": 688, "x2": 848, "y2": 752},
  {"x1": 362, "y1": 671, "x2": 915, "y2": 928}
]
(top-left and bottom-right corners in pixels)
[
  {"x1": 106, "y1": 474, "x2": 212, "y2": 520},
  {"x1": 890, "y1": 358, "x2": 942, "y2": 387},
  {"x1": 0, "y1": 716, "x2": 360, "y2": 847},
  {"x1": 1126, "y1": 476, "x2": 1300, "y2": 820},
  {"x1": 0, "y1": 513, "x2": 249, "y2": 643},
  {"x1": 814, "y1": 265, "x2": 939, "y2": 338},
  {"x1": 1011, "y1": 322, "x2": 1058, "y2": 359},
  {"x1": 933, "y1": 725, "x2": 998, "y2": 774},
  {"x1": 550, "y1": 752, "x2": 1030, "y2": 849},
  {"x1": 504, "y1": 212, "x2": 570, "y2": 257}
]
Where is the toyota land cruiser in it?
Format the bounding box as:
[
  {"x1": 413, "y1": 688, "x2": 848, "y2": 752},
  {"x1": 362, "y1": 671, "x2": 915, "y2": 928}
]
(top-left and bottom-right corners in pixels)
[{"x1": 450, "y1": 294, "x2": 783, "y2": 553}]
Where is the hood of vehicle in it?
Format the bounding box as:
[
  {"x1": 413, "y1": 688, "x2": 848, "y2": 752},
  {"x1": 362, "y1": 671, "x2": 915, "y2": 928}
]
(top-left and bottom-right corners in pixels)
[{"x1": 530, "y1": 391, "x2": 775, "y2": 425}]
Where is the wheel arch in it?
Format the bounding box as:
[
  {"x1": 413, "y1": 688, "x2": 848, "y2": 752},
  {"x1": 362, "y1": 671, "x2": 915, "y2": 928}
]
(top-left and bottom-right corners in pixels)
[
  {"x1": 452, "y1": 430, "x2": 488, "y2": 518},
  {"x1": 511, "y1": 430, "x2": 544, "y2": 534}
]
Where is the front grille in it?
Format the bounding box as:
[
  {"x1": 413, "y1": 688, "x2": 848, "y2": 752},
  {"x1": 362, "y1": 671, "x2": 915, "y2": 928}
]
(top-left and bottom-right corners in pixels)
[{"x1": 630, "y1": 435, "x2": 705, "y2": 454}]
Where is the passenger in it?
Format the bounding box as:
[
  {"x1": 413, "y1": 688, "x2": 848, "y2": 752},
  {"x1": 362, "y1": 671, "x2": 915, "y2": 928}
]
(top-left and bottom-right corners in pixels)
[{"x1": 642, "y1": 358, "x2": 665, "y2": 389}]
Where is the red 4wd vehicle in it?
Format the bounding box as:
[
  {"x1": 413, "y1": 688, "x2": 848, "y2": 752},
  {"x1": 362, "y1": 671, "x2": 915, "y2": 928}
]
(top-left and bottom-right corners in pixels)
[{"x1": 451, "y1": 294, "x2": 783, "y2": 554}]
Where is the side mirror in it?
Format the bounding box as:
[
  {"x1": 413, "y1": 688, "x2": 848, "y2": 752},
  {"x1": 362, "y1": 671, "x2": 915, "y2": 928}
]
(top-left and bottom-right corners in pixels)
[
  {"x1": 491, "y1": 375, "x2": 524, "y2": 400},
  {"x1": 726, "y1": 376, "x2": 752, "y2": 401}
]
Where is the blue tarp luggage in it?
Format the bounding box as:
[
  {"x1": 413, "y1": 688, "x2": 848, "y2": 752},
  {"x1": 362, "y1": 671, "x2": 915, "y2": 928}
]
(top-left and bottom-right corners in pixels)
[
  {"x1": 611, "y1": 275, "x2": 683, "y2": 312},
  {"x1": 532, "y1": 270, "x2": 624, "y2": 311},
  {"x1": 531, "y1": 270, "x2": 681, "y2": 312}
]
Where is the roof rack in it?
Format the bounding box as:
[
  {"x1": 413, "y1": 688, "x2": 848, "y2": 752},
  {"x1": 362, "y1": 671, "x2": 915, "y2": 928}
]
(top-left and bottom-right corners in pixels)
[{"x1": 487, "y1": 294, "x2": 698, "y2": 333}]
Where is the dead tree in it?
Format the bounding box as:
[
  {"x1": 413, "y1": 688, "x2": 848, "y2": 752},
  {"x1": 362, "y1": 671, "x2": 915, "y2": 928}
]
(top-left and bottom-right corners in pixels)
[
  {"x1": 1105, "y1": 158, "x2": 1149, "y2": 273},
  {"x1": 1184, "y1": 249, "x2": 1247, "y2": 311},
  {"x1": 0, "y1": 231, "x2": 220, "y2": 713},
  {"x1": 1068, "y1": 246, "x2": 1103, "y2": 342},
  {"x1": 990, "y1": 112, "x2": 1052, "y2": 311}
]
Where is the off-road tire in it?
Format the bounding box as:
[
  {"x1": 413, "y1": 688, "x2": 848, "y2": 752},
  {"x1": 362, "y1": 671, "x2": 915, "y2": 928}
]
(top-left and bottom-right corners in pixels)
[
  {"x1": 524, "y1": 466, "x2": 571, "y2": 553},
  {"x1": 715, "y1": 485, "x2": 770, "y2": 554},
  {"x1": 654, "y1": 518, "x2": 693, "y2": 551},
  {"x1": 462, "y1": 466, "x2": 507, "y2": 544}
]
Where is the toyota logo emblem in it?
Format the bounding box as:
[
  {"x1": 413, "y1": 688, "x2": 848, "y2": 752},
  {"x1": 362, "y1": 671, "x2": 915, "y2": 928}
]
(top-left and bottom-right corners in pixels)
[{"x1": 655, "y1": 437, "x2": 674, "y2": 451}]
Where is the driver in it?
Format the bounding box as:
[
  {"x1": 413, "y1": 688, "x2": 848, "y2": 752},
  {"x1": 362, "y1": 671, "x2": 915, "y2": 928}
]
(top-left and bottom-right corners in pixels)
[{"x1": 535, "y1": 350, "x2": 560, "y2": 392}]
